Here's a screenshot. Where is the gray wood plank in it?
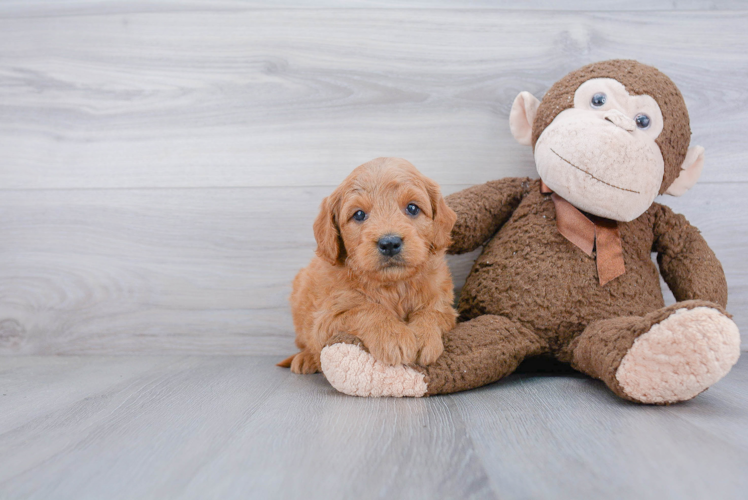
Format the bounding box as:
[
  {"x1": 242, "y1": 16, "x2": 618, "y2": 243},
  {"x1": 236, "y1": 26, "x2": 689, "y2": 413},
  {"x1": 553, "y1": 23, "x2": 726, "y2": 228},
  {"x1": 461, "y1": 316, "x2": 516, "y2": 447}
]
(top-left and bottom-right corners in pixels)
[
  {"x1": 0, "y1": 9, "x2": 746, "y2": 190},
  {"x1": 2, "y1": 0, "x2": 746, "y2": 13},
  {"x1": 1, "y1": 183, "x2": 745, "y2": 355},
  {"x1": 0, "y1": 186, "x2": 317, "y2": 355},
  {"x1": 0, "y1": 356, "x2": 293, "y2": 500},
  {"x1": 0, "y1": 355, "x2": 746, "y2": 500},
  {"x1": 0, "y1": 356, "x2": 174, "y2": 432},
  {"x1": 661, "y1": 358, "x2": 748, "y2": 450},
  {"x1": 451, "y1": 362, "x2": 748, "y2": 500},
  {"x1": 182, "y1": 368, "x2": 495, "y2": 500}
]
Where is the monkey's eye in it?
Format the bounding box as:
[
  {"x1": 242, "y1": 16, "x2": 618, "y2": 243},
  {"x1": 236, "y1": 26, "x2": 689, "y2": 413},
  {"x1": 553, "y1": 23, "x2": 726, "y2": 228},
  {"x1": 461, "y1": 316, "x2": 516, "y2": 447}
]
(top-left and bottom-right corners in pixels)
[
  {"x1": 406, "y1": 203, "x2": 420, "y2": 216},
  {"x1": 635, "y1": 113, "x2": 651, "y2": 130},
  {"x1": 590, "y1": 93, "x2": 607, "y2": 108},
  {"x1": 352, "y1": 210, "x2": 367, "y2": 222}
]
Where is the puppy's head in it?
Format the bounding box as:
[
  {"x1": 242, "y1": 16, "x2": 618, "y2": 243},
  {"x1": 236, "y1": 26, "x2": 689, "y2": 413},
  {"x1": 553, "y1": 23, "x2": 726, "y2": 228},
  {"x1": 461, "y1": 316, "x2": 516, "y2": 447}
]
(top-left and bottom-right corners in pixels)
[{"x1": 313, "y1": 157, "x2": 456, "y2": 282}]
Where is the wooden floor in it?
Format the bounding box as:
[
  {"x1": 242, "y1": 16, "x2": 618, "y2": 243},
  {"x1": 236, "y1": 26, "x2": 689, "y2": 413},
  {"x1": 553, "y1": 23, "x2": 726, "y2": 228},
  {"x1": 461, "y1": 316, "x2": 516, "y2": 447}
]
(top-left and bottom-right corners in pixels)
[{"x1": 0, "y1": 355, "x2": 746, "y2": 500}]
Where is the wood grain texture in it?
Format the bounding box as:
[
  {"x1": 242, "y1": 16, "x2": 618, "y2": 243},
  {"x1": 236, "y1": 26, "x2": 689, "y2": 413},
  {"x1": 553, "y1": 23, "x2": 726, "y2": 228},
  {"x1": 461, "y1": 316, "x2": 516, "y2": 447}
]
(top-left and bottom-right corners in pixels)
[
  {"x1": 0, "y1": 183, "x2": 745, "y2": 355},
  {"x1": 0, "y1": 8, "x2": 746, "y2": 190},
  {"x1": 453, "y1": 365, "x2": 748, "y2": 499},
  {"x1": 4, "y1": 1, "x2": 748, "y2": 13},
  {"x1": 0, "y1": 3, "x2": 746, "y2": 354},
  {"x1": 0, "y1": 355, "x2": 746, "y2": 500}
]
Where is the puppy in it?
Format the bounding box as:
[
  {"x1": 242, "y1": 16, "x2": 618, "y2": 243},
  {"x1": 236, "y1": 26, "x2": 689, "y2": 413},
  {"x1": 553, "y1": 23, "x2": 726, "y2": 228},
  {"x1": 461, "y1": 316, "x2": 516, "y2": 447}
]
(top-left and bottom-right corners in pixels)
[{"x1": 279, "y1": 157, "x2": 458, "y2": 374}]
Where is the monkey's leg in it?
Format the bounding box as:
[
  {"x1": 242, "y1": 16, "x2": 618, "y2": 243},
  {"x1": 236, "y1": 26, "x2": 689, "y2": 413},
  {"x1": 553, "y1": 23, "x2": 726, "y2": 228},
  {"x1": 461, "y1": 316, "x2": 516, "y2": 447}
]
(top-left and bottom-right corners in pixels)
[
  {"x1": 566, "y1": 300, "x2": 740, "y2": 404},
  {"x1": 319, "y1": 315, "x2": 547, "y2": 397}
]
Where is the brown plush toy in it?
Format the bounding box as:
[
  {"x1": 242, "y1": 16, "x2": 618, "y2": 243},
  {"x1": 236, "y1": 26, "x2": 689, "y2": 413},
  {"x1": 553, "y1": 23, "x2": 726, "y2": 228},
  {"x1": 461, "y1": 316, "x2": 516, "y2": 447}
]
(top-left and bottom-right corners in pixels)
[{"x1": 319, "y1": 60, "x2": 741, "y2": 404}]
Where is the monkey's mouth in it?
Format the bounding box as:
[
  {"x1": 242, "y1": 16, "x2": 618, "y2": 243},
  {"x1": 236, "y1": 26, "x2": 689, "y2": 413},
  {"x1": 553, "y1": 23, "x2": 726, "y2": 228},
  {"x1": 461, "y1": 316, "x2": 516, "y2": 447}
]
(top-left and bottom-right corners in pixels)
[{"x1": 550, "y1": 148, "x2": 640, "y2": 194}]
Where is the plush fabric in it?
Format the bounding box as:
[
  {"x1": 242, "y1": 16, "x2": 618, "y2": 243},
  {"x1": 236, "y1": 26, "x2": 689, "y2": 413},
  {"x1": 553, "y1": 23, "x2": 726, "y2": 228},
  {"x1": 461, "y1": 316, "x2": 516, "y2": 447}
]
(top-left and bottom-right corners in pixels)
[
  {"x1": 319, "y1": 60, "x2": 741, "y2": 403},
  {"x1": 454, "y1": 180, "x2": 728, "y2": 343},
  {"x1": 615, "y1": 306, "x2": 740, "y2": 404},
  {"x1": 568, "y1": 300, "x2": 735, "y2": 403},
  {"x1": 534, "y1": 105, "x2": 665, "y2": 221},
  {"x1": 320, "y1": 333, "x2": 428, "y2": 397},
  {"x1": 531, "y1": 60, "x2": 691, "y2": 195},
  {"x1": 665, "y1": 146, "x2": 705, "y2": 196}
]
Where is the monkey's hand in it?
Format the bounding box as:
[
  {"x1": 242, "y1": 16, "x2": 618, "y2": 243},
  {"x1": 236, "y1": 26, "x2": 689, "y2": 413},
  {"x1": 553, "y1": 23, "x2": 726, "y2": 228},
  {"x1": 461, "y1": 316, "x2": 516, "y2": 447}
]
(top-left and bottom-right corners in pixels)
[
  {"x1": 446, "y1": 177, "x2": 532, "y2": 254},
  {"x1": 652, "y1": 203, "x2": 727, "y2": 307}
]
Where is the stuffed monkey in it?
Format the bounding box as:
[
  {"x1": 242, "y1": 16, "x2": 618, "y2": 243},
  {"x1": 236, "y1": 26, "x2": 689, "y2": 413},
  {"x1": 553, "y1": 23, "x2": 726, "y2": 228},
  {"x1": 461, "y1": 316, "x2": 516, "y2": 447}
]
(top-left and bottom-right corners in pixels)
[{"x1": 319, "y1": 60, "x2": 741, "y2": 404}]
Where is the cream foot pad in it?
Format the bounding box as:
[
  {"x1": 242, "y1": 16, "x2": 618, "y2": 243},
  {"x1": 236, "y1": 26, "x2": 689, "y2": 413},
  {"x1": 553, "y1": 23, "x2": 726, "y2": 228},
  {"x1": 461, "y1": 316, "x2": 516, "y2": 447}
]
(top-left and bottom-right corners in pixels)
[
  {"x1": 616, "y1": 307, "x2": 741, "y2": 404},
  {"x1": 320, "y1": 342, "x2": 428, "y2": 397}
]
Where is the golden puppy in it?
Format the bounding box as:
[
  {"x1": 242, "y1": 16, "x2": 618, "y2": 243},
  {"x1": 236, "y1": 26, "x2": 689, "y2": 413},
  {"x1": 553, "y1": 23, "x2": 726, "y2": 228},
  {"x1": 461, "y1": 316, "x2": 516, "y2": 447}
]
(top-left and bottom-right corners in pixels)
[{"x1": 279, "y1": 157, "x2": 458, "y2": 374}]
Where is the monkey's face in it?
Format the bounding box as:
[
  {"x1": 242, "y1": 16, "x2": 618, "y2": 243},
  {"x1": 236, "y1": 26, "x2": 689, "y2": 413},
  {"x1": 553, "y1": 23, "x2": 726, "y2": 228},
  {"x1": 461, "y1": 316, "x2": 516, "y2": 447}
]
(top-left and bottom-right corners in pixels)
[{"x1": 534, "y1": 78, "x2": 665, "y2": 222}]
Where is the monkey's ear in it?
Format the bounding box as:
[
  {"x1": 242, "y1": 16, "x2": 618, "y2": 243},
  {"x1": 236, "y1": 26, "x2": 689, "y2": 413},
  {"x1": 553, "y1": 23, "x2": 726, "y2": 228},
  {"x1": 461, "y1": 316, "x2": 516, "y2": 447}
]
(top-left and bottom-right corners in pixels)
[
  {"x1": 313, "y1": 195, "x2": 345, "y2": 265},
  {"x1": 665, "y1": 146, "x2": 705, "y2": 196},
  {"x1": 509, "y1": 91, "x2": 541, "y2": 146}
]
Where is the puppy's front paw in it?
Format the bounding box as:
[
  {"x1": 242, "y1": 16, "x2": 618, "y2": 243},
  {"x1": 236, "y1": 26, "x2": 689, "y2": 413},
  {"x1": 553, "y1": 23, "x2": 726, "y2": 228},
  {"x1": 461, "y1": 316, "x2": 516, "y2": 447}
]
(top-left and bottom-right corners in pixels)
[
  {"x1": 417, "y1": 330, "x2": 444, "y2": 366},
  {"x1": 290, "y1": 350, "x2": 321, "y2": 374},
  {"x1": 369, "y1": 326, "x2": 419, "y2": 366}
]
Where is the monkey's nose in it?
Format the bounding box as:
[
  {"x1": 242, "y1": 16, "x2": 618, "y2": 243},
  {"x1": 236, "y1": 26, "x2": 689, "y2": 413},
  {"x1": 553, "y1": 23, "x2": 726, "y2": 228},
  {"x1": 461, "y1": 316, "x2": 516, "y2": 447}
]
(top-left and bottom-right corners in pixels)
[{"x1": 604, "y1": 109, "x2": 636, "y2": 132}]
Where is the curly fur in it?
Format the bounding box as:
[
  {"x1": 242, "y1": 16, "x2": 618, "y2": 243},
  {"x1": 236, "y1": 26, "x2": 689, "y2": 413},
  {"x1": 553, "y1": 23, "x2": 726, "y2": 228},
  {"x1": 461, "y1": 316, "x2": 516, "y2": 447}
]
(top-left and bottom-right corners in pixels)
[{"x1": 279, "y1": 158, "x2": 457, "y2": 374}]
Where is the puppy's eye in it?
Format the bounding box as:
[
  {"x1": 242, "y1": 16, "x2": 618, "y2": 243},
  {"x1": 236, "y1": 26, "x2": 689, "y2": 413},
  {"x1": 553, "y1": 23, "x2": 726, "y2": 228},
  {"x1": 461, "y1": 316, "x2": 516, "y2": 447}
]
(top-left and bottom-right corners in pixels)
[
  {"x1": 352, "y1": 210, "x2": 367, "y2": 222},
  {"x1": 591, "y1": 93, "x2": 606, "y2": 108},
  {"x1": 406, "y1": 203, "x2": 420, "y2": 216},
  {"x1": 635, "y1": 113, "x2": 651, "y2": 130}
]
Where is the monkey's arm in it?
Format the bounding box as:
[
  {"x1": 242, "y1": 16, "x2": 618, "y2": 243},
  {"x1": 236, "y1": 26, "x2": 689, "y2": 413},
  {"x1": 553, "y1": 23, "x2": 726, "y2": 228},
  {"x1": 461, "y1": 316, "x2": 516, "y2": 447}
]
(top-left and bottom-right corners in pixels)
[
  {"x1": 651, "y1": 203, "x2": 728, "y2": 307},
  {"x1": 446, "y1": 177, "x2": 532, "y2": 254}
]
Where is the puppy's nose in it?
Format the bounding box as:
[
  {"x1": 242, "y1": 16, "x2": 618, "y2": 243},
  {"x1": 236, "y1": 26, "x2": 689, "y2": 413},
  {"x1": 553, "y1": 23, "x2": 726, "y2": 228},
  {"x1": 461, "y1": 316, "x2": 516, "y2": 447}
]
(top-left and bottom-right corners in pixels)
[{"x1": 378, "y1": 235, "x2": 403, "y2": 257}]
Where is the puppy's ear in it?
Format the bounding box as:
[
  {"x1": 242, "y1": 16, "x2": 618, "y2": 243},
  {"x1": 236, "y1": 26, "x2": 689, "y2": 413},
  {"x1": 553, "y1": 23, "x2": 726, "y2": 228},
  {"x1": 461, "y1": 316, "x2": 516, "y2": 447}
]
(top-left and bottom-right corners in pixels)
[
  {"x1": 425, "y1": 179, "x2": 457, "y2": 252},
  {"x1": 313, "y1": 195, "x2": 345, "y2": 265}
]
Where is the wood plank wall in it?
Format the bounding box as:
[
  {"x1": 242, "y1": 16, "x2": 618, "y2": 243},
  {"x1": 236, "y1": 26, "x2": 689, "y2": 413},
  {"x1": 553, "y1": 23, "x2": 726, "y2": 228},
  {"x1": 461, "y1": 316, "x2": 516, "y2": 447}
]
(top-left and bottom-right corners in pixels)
[{"x1": 1, "y1": 1, "x2": 746, "y2": 355}]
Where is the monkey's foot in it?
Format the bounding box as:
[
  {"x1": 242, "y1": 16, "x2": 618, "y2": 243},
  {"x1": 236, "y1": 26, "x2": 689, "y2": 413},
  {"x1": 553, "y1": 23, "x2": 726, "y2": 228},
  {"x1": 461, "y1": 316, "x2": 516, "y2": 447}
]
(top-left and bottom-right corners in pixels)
[
  {"x1": 320, "y1": 333, "x2": 428, "y2": 397},
  {"x1": 616, "y1": 306, "x2": 740, "y2": 404}
]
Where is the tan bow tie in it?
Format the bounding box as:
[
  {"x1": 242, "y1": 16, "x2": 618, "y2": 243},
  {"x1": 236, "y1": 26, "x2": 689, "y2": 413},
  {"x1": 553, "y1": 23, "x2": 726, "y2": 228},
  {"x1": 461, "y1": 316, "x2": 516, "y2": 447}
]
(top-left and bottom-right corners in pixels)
[{"x1": 540, "y1": 180, "x2": 625, "y2": 286}]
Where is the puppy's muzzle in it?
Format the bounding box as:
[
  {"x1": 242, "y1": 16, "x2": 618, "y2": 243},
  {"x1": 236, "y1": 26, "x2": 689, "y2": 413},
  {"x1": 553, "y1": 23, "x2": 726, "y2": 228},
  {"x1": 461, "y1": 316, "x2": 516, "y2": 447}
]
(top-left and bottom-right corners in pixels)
[{"x1": 377, "y1": 235, "x2": 403, "y2": 257}]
